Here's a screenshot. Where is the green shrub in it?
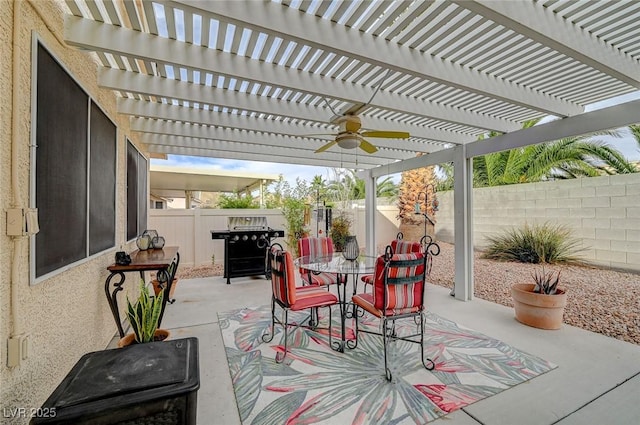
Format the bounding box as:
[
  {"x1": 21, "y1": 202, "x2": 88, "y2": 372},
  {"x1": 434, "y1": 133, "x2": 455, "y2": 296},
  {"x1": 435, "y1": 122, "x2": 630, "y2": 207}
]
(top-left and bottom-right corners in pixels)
[
  {"x1": 330, "y1": 211, "x2": 352, "y2": 251},
  {"x1": 217, "y1": 192, "x2": 259, "y2": 209},
  {"x1": 482, "y1": 222, "x2": 583, "y2": 264}
]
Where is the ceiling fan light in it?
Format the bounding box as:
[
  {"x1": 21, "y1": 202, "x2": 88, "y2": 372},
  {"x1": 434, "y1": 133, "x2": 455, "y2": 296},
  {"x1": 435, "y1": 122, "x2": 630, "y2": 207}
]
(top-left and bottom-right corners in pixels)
[{"x1": 336, "y1": 133, "x2": 360, "y2": 149}]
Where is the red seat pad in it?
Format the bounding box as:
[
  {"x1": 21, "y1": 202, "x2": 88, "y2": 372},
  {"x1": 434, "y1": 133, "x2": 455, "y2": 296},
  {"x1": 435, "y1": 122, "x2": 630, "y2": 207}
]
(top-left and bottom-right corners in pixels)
[
  {"x1": 352, "y1": 293, "x2": 421, "y2": 317},
  {"x1": 291, "y1": 285, "x2": 338, "y2": 310},
  {"x1": 302, "y1": 272, "x2": 347, "y2": 286}
]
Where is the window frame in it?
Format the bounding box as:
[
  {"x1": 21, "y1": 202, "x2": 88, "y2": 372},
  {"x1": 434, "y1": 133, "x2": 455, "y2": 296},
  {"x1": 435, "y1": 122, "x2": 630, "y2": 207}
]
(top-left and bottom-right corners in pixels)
[
  {"x1": 30, "y1": 36, "x2": 118, "y2": 285},
  {"x1": 126, "y1": 140, "x2": 148, "y2": 242}
]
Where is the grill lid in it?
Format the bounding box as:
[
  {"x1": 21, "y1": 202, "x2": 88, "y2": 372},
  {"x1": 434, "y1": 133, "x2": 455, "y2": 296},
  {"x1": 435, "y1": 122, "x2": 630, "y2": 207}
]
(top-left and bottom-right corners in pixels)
[{"x1": 228, "y1": 216, "x2": 268, "y2": 230}]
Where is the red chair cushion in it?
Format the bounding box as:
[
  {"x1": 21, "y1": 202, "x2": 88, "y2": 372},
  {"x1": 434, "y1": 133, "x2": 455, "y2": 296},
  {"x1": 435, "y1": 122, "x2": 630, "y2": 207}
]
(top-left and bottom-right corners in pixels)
[
  {"x1": 291, "y1": 285, "x2": 338, "y2": 311},
  {"x1": 373, "y1": 253, "x2": 425, "y2": 311},
  {"x1": 270, "y1": 248, "x2": 297, "y2": 305},
  {"x1": 391, "y1": 239, "x2": 422, "y2": 254},
  {"x1": 298, "y1": 237, "x2": 340, "y2": 285},
  {"x1": 352, "y1": 293, "x2": 421, "y2": 317},
  {"x1": 361, "y1": 240, "x2": 421, "y2": 285},
  {"x1": 302, "y1": 271, "x2": 347, "y2": 286}
]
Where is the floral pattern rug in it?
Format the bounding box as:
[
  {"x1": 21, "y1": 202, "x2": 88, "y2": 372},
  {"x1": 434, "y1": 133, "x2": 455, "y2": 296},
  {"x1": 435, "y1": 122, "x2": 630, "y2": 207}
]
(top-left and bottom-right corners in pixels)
[{"x1": 219, "y1": 305, "x2": 556, "y2": 425}]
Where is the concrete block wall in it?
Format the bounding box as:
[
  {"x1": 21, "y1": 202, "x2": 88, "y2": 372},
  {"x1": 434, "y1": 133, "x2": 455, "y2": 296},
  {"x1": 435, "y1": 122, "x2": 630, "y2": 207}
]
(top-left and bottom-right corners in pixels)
[{"x1": 436, "y1": 174, "x2": 640, "y2": 273}]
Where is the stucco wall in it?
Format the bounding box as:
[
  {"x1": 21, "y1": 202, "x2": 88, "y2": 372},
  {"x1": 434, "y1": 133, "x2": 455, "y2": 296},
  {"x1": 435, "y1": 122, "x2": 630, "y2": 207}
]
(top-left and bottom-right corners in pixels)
[
  {"x1": 1, "y1": 1, "x2": 146, "y2": 421},
  {"x1": 436, "y1": 174, "x2": 640, "y2": 273}
]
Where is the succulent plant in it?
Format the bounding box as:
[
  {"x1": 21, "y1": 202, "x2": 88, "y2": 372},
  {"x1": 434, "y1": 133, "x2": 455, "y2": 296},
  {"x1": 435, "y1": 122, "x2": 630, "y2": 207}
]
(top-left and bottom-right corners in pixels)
[
  {"x1": 126, "y1": 280, "x2": 164, "y2": 343},
  {"x1": 531, "y1": 268, "x2": 561, "y2": 295}
]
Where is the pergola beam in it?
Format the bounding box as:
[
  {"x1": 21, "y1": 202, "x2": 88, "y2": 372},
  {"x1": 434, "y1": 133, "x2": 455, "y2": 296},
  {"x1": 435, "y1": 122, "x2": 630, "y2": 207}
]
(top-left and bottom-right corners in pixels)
[
  {"x1": 65, "y1": 14, "x2": 519, "y2": 133},
  {"x1": 145, "y1": 143, "x2": 376, "y2": 169},
  {"x1": 454, "y1": 0, "x2": 640, "y2": 90},
  {"x1": 170, "y1": 0, "x2": 584, "y2": 117},
  {"x1": 121, "y1": 99, "x2": 447, "y2": 154},
  {"x1": 466, "y1": 99, "x2": 640, "y2": 157},
  {"x1": 131, "y1": 118, "x2": 409, "y2": 163},
  {"x1": 369, "y1": 98, "x2": 640, "y2": 178}
]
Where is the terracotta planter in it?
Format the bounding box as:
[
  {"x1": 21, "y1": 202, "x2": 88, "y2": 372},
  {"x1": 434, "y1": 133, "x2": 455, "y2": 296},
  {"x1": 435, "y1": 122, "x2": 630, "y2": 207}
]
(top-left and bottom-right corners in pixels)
[
  {"x1": 511, "y1": 283, "x2": 567, "y2": 330},
  {"x1": 151, "y1": 278, "x2": 178, "y2": 300},
  {"x1": 117, "y1": 329, "x2": 170, "y2": 348}
]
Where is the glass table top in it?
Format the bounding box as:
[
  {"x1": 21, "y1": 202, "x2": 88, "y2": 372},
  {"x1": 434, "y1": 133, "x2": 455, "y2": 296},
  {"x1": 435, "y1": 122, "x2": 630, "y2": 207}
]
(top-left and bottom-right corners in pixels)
[{"x1": 295, "y1": 253, "x2": 378, "y2": 275}]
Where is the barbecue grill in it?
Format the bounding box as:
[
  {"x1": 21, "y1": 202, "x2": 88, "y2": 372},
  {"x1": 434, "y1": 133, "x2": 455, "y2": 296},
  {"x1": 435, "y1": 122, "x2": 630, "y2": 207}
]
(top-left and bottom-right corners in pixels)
[{"x1": 211, "y1": 216, "x2": 285, "y2": 284}]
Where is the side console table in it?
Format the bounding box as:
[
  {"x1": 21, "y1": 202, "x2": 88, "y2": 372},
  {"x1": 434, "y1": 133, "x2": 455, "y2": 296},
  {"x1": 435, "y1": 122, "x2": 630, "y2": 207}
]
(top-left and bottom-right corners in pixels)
[{"x1": 105, "y1": 246, "x2": 180, "y2": 338}]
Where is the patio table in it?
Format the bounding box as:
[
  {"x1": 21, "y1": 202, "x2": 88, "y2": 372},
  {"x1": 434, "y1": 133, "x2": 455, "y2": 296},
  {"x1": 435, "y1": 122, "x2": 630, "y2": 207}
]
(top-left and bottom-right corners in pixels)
[
  {"x1": 295, "y1": 253, "x2": 377, "y2": 352},
  {"x1": 105, "y1": 246, "x2": 180, "y2": 338}
]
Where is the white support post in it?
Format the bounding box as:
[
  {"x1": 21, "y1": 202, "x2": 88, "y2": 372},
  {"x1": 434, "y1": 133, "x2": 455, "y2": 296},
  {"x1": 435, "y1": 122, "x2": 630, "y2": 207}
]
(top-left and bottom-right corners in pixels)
[
  {"x1": 185, "y1": 190, "x2": 192, "y2": 209},
  {"x1": 453, "y1": 145, "x2": 474, "y2": 301},
  {"x1": 363, "y1": 170, "x2": 377, "y2": 257}
]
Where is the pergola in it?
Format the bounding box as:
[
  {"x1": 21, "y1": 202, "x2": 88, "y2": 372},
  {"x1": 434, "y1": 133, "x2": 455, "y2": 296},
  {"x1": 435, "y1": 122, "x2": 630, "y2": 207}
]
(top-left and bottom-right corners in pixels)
[
  {"x1": 150, "y1": 164, "x2": 279, "y2": 207},
  {"x1": 63, "y1": 0, "x2": 640, "y2": 300}
]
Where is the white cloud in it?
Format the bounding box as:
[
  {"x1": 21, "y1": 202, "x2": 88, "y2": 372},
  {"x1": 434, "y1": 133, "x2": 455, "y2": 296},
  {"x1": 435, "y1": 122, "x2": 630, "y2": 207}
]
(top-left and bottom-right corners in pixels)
[{"x1": 151, "y1": 156, "x2": 335, "y2": 185}]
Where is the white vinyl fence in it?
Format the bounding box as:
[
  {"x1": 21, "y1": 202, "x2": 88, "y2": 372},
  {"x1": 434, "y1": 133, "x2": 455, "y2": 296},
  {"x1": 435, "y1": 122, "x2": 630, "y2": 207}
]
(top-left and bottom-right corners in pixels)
[{"x1": 150, "y1": 173, "x2": 639, "y2": 273}]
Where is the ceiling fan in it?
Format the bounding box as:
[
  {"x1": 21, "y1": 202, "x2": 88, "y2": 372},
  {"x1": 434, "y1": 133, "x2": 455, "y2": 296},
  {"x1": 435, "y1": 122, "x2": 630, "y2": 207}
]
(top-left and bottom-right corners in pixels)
[
  {"x1": 308, "y1": 69, "x2": 410, "y2": 154},
  {"x1": 313, "y1": 114, "x2": 410, "y2": 154}
]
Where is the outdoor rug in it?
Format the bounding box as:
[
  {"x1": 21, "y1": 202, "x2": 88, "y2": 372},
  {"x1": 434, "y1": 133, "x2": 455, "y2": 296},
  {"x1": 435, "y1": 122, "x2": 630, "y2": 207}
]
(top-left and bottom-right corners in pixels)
[{"x1": 219, "y1": 305, "x2": 556, "y2": 425}]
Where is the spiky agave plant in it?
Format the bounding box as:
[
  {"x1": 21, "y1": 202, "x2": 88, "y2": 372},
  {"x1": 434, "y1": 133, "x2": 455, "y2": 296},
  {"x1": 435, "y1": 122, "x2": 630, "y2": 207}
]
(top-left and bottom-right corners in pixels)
[
  {"x1": 126, "y1": 280, "x2": 164, "y2": 343},
  {"x1": 531, "y1": 268, "x2": 561, "y2": 295}
]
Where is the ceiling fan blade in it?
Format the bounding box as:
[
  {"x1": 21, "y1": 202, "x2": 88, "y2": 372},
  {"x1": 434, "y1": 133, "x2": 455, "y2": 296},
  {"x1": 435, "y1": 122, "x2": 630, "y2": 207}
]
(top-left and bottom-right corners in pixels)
[
  {"x1": 360, "y1": 130, "x2": 410, "y2": 139},
  {"x1": 314, "y1": 140, "x2": 338, "y2": 153},
  {"x1": 298, "y1": 133, "x2": 335, "y2": 138},
  {"x1": 359, "y1": 139, "x2": 378, "y2": 154}
]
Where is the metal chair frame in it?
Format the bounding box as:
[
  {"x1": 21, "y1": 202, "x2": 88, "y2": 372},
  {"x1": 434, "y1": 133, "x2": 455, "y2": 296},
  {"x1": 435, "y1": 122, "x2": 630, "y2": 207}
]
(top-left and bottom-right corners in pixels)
[
  {"x1": 353, "y1": 245, "x2": 435, "y2": 381},
  {"x1": 262, "y1": 244, "x2": 336, "y2": 363}
]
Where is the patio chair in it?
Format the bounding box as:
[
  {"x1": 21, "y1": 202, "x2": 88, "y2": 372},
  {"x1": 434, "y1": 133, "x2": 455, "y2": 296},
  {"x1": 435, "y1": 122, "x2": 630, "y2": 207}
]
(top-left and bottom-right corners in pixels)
[
  {"x1": 352, "y1": 245, "x2": 435, "y2": 381},
  {"x1": 297, "y1": 236, "x2": 347, "y2": 286},
  {"x1": 262, "y1": 244, "x2": 338, "y2": 363},
  {"x1": 360, "y1": 233, "x2": 422, "y2": 289}
]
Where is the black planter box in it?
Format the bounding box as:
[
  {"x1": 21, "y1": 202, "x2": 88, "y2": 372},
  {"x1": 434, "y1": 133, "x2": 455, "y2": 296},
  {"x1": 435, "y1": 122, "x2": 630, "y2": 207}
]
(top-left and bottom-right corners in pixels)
[{"x1": 31, "y1": 337, "x2": 199, "y2": 425}]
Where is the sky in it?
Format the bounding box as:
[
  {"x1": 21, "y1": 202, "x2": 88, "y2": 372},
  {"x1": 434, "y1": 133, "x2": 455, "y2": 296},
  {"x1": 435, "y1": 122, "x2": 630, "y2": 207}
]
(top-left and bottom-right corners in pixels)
[{"x1": 151, "y1": 92, "x2": 640, "y2": 186}]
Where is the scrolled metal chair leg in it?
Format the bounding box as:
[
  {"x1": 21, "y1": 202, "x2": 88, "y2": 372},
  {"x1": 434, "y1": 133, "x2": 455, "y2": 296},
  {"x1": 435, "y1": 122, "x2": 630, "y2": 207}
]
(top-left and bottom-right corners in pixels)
[
  {"x1": 419, "y1": 313, "x2": 435, "y2": 371},
  {"x1": 351, "y1": 305, "x2": 360, "y2": 349},
  {"x1": 262, "y1": 298, "x2": 276, "y2": 343},
  {"x1": 276, "y1": 309, "x2": 290, "y2": 364},
  {"x1": 327, "y1": 306, "x2": 333, "y2": 349},
  {"x1": 383, "y1": 317, "x2": 393, "y2": 381}
]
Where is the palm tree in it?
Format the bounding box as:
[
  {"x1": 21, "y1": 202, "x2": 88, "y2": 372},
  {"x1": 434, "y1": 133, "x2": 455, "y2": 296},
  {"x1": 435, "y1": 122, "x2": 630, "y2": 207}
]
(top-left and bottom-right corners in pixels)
[
  {"x1": 630, "y1": 124, "x2": 640, "y2": 162},
  {"x1": 471, "y1": 119, "x2": 636, "y2": 187},
  {"x1": 326, "y1": 169, "x2": 397, "y2": 201},
  {"x1": 397, "y1": 159, "x2": 437, "y2": 241},
  {"x1": 631, "y1": 124, "x2": 640, "y2": 148}
]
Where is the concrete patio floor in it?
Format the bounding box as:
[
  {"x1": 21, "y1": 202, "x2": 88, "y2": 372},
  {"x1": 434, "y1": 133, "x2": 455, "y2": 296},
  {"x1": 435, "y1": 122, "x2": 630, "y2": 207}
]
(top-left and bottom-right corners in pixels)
[{"x1": 126, "y1": 275, "x2": 640, "y2": 425}]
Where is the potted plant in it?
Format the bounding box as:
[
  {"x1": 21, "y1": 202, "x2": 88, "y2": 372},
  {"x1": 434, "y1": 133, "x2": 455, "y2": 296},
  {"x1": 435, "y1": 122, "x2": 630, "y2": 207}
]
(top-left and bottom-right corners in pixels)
[
  {"x1": 118, "y1": 280, "x2": 170, "y2": 347},
  {"x1": 511, "y1": 268, "x2": 567, "y2": 330},
  {"x1": 330, "y1": 210, "x2": 352, "y2": 251}
]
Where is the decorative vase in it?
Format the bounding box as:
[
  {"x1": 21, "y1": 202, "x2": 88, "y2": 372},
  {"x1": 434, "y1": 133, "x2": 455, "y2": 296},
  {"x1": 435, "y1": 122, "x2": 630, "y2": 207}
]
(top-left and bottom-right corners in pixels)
[
  {"x1": 511, "y1": 283, "x2": 567, "y2": 330},
  {"x1": 136, "y1": 234, "x2": 151, "y2": 250},
  {"x1": 142, "y1": 229, "x2": 158, "y2": 240},
  {"x1": 117, "y1": 329, "x2": 170, "y2": 348},
  {"x1": 342, "y1": 236, "x2": 359, "y2": 261},
  {"x1": 151, "y1": 236, "x2": 165, "y2": 249}
]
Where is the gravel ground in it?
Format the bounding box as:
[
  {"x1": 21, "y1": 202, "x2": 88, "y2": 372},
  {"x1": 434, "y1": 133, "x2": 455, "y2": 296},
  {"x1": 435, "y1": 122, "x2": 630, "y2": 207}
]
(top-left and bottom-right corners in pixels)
[{"x1": 176, "y1": 243, "x2": 640, "y2": 345}]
